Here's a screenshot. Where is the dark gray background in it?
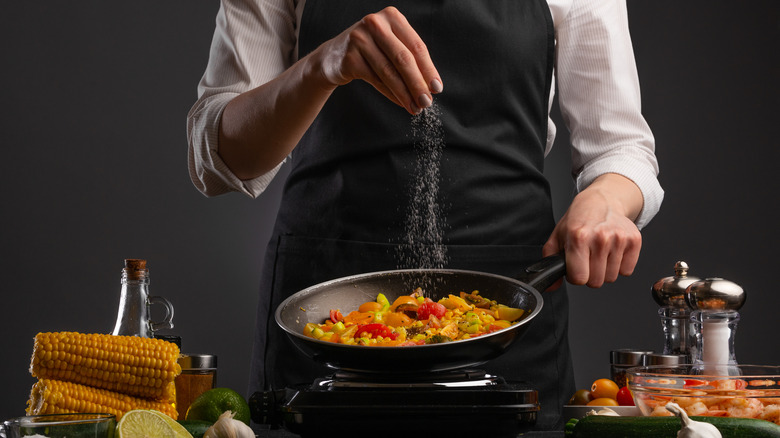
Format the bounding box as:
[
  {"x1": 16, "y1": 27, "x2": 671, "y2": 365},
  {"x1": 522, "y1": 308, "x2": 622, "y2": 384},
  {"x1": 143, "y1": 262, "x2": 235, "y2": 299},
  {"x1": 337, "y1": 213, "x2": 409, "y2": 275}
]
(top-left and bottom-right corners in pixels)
[{"x1": 2, "y1": 1, "x2": 777, "y2": 420}]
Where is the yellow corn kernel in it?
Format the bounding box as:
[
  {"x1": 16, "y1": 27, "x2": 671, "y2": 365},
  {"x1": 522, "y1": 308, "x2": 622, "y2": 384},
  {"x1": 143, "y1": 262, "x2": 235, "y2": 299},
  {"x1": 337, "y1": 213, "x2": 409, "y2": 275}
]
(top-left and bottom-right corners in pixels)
[
  {"x1": 26, "y1": 379, "x2": 177, "y2": 420},
  {"x1": 30, "y1": 332, "x2": 181, "y2": 403}
]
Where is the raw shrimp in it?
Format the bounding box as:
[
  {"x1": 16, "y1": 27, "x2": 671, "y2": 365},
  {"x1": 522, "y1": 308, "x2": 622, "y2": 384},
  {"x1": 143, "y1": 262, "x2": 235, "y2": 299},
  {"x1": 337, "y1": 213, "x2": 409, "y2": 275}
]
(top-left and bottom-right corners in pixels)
[
  {"x1": 671, "y1": 396, "x2": 704, "y2": 408},
  {"x1": 684, "y1": 402, "x2": 710, "y2": 416},
  {"x1": 758, "y1": 404, "x2": 780, "y2": 425},
  {"x1": 723, "y1": 396, "x2": 764, "y2": 418},
  {"x1": 651, "y1": 405, "x2": 674, "y2": 416},
  {"x1": 713, "y1": 378, "x2": 748, "y2": 391}
]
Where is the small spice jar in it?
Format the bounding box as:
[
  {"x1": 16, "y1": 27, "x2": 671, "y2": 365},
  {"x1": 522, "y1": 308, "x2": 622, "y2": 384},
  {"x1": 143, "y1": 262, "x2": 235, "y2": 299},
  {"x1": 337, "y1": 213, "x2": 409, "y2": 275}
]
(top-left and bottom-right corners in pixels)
[
  {"x1": 641, "y1": 353, "x2": 689, "y2": 367},
  {"x1": 610, "y1": 349, "x2": 653, "y2": 388},
  {"x1": 175, "y1": 354, "x2": 217, "y2": 420}
]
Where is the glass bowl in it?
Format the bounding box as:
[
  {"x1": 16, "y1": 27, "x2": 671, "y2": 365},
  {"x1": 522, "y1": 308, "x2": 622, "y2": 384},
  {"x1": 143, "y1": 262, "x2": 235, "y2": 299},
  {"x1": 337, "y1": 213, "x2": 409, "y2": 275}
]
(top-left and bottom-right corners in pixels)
[
  {"x1": 1, "y1": 413, "x2": 116, "y2": 438},
  {"x1": 628, "y1": 365, "x2": 780, "y2": 423}
]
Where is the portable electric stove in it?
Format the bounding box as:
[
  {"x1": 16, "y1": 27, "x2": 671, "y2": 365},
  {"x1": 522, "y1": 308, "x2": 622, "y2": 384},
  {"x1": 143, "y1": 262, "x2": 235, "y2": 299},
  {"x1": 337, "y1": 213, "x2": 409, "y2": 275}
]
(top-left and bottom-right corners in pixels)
[{"x1": 250, "y1": 369, "x2": 539, "y2": 437}]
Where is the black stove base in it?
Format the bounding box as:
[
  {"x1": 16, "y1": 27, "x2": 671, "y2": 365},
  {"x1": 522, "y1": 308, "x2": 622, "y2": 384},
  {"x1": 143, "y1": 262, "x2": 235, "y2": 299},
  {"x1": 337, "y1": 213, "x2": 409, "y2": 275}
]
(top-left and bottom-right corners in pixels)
[{"x1": 250, "y1": 371, "x2": 539, "y2": 437}]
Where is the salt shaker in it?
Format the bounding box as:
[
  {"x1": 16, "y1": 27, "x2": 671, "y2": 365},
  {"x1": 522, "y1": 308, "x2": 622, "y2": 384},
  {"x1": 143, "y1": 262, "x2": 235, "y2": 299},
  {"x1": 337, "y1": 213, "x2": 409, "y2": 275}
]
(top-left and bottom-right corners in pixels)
[
  {"x1": 651, "y1": 261, "x2": 700, "y2": 357},
  {"x1": 686, "y1": 277, "x2": 745, "y2": 372}
]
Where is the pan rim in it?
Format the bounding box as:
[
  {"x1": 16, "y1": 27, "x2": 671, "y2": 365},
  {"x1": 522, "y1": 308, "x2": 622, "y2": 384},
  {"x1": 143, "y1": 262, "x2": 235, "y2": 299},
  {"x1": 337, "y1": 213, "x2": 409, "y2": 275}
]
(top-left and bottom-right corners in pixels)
[{"x1": 274, "y1": 267, "x2": 545, "y2": 350}]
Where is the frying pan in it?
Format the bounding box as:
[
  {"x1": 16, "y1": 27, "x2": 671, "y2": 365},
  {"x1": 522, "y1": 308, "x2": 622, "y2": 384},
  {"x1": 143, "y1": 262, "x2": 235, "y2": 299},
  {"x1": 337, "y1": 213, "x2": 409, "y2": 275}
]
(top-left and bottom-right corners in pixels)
[{"x1": 275, "y1": 254, "x2": 565, "y2": 374}]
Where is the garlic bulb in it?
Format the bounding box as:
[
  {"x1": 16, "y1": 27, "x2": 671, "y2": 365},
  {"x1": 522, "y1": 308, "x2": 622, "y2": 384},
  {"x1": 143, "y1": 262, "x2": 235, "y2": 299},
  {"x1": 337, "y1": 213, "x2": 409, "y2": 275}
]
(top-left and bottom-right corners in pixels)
[
  {"x1": 665, "y1": 402, "x2": 722, "y2": 438},
  {"x1": 586, "y1": 407, "x2": 620, "y2": 416},
  {"x1": 203, "y1": 411, "x2": 255, "y2": 438}
]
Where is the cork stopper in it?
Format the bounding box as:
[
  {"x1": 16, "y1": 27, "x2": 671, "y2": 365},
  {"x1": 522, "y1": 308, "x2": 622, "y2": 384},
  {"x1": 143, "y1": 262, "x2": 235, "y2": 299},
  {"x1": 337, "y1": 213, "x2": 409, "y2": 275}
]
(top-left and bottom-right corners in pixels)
[{"x1": 123, "y1": 259, "x2": 148, "y2": 280}]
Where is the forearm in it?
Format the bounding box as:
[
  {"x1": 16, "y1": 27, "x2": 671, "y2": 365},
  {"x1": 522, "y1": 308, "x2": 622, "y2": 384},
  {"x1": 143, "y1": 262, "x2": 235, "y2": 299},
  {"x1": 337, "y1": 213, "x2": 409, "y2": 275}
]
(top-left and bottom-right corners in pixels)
[{"x1": 218, "y1": 54, "x2": 336, "y2": 180}]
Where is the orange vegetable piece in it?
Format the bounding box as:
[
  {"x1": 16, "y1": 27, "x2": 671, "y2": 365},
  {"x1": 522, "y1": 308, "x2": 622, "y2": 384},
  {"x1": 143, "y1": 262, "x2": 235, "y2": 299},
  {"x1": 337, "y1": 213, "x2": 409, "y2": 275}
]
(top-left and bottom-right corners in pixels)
[
  {"x1": 384, "y1": 312, "x2": 413, "y2": 327},
  {"x1": 358, "y1": 302, "x2": 383, "y2": 313},
  {"x1": 390, "y1": 296, "x2": 417, "y2": 312},
  {"x1": 343, "y1": 311, "x2": 374, "y2": 325}
]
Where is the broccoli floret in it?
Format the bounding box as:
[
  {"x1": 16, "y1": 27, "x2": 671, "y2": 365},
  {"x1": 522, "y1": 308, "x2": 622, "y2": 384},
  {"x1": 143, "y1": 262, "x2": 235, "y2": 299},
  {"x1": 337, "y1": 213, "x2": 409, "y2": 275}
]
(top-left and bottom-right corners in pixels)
[{"x1": 425, "y1": 334, "x2": 452, "y2": 344}]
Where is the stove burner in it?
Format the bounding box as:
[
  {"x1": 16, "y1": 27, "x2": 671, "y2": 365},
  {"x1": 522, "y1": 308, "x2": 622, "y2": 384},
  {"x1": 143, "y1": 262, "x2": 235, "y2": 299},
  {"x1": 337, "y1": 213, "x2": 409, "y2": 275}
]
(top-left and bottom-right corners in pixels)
[
  {"x1": 324, "y1": 368, "x2": 503, "y2": 389},
  {"x1": 250, "y1": 370, "x2": 539, "y2": 437}
]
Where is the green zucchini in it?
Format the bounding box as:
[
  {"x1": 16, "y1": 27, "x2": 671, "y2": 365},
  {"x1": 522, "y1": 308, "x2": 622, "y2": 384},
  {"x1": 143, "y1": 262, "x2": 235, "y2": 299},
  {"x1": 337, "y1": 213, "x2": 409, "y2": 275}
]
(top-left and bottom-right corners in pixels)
[
  {"x1": 564, "y1": 415, "x2": 780, "y2": 438},
  {"x1": 176, "y1": 420, "x2": 213, "y2": 438}
]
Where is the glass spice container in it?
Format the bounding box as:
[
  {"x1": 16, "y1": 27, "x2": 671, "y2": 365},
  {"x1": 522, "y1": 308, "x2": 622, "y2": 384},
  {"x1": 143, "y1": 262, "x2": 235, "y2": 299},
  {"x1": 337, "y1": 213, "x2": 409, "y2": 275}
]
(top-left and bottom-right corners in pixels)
[
  {"x1": 175, "y1": 354, "x2": 218, "y2": 420},
  {"x1": 641, "y1": 353, "x2": 689, "y2": 367},
  {"x1": 610, "y1": 349, "x2": 653, "y2": 388}
]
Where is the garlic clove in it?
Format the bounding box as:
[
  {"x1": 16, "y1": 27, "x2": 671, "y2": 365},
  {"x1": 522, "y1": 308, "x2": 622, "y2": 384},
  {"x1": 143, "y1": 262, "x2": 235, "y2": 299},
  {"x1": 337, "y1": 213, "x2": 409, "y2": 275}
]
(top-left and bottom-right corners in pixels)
[
  {"x1": 586, "y1": 408, "x2": 620, "y2": 416},
  {"x1": 203, "y1": 411, "x2": 255, "y2": 438},
  {"x1": 665, "y1": 402, "x2": 723, "y2": 438}
]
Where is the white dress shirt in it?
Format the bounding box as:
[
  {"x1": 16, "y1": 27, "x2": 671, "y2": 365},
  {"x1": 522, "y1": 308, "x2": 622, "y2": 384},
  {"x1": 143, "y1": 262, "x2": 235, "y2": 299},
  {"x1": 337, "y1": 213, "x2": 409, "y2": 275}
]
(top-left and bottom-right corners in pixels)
[{"x1": 187, "y1": 0, "x2": 664, "y2": 229}]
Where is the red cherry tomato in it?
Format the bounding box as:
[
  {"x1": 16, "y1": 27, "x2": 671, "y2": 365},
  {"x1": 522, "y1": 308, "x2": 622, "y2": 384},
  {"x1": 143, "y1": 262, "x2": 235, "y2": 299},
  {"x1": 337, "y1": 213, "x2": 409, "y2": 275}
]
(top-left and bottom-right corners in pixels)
[
  {"x1": 355, "y1": 323, "x2": 398, "y2": 340},
  {"x1": 616, "y1": 386, "x2": 635, "y2": 406},
  {"x1": 330, "y1": 309, "x2": 343, "y2": 323},
  {"x1": 417, "y1": 302, "x2": 446, "y2": 320}
]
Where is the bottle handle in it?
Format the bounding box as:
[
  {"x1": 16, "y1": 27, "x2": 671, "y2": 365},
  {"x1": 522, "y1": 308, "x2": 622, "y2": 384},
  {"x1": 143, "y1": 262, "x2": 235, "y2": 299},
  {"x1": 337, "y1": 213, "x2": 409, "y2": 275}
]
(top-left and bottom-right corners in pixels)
[{"x1": 147, "y1": 295, "x2": 175, "y2": 333}]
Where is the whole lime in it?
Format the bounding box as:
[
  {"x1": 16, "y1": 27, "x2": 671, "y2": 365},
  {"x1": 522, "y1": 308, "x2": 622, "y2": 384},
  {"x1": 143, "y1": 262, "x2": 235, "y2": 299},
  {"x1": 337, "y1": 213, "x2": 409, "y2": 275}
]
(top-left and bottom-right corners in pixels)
[{"x1": 185, "y1": 388, "x2": 251, "y2": 425}]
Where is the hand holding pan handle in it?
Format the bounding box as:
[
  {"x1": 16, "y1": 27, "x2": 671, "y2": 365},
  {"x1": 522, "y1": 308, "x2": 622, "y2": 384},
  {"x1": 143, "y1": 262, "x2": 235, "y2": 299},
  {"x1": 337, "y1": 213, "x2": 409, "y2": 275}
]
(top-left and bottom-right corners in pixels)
[{"x1": 518, "y1": 253, "x2": 566, "y2": 292}]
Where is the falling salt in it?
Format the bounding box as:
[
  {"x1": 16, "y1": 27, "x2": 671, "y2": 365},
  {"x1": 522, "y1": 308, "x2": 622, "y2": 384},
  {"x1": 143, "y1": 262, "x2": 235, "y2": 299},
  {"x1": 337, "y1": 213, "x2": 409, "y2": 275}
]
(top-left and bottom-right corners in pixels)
[{"x1": 395, "y1": 103, "x2": 449, "y2": 292}]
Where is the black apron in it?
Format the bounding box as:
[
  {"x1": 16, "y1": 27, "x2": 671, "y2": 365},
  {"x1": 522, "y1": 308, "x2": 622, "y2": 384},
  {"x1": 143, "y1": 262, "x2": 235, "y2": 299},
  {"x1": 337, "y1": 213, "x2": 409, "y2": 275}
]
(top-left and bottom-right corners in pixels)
[{"x1": 248, "y1": 0, "x2": 575, "y2": 430}]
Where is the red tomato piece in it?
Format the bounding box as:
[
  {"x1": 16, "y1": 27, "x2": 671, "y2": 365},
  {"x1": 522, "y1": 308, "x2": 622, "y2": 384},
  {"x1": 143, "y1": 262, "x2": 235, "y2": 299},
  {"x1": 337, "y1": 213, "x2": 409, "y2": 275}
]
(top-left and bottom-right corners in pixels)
[
  {"x1": 330, "y1": 309, "x2": 343, "y2": 323},
  {"x1": 487, "y1": 324, "x2": 504, "y2": 333},
  {"x1": 417, "y1": 302, "x2": 446, "y2": 320},
  {"x1": 616, "y1": 386, "x2": 635, "y2": 406},
  {"x1": 683, "y1": 379, "x2": 707, "y2": 388},
  {"x1": 355, "y1": 323, "x2": 398, "y2": 340}
]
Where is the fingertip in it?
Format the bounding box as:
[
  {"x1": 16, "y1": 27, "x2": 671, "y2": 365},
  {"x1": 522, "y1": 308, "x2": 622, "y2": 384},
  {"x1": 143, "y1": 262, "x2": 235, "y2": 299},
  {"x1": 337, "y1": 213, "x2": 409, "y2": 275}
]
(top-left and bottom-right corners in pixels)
[
  {"x1": 430, "y1": 78, "x2": 443, "y2": 94},
  {"x1": 418, "y1": 93, "x2": 432, "y2": 109}
]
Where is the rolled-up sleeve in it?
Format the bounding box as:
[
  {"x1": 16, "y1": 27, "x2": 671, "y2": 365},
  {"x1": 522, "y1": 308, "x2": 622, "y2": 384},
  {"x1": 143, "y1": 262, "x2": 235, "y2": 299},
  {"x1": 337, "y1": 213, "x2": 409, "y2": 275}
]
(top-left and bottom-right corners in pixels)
[
  {"x1": 187, "y1": 0, "x2": 298, "y2": 198},
  {"x1": 554, "y1": 0, "x2": 664, "y2": 229}
]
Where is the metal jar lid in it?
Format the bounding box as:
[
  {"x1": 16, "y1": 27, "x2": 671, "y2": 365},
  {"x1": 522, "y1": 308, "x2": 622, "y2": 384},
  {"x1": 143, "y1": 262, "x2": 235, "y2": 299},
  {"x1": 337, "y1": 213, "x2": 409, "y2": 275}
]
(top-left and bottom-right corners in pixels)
[
  {"x1": 642, "y1": 353, "x2": 689, "y2": 366},
  {"x1": 178, "y1": 354, "x2": 217, "y2": 371},
  {"x1": 651, "y1": 261, "x2": 700, "y2": 308},
  {"x1": 610, "y1": 349, "x2": 654, "y2": 366},
  {"x1": 685, "y1": 278, "x2": 745, "y2": 311}
]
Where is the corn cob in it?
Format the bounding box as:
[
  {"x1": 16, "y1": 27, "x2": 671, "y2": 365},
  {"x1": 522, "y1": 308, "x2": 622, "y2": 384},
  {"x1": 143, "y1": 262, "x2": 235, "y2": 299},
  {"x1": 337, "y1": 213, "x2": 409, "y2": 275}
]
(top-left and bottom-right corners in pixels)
[
  {"x1": 29, "y1": 332, "x2": 181, "y2": 403},
  {"x1": 26, "y1": 378, "x2": 177, "y2": 420}
]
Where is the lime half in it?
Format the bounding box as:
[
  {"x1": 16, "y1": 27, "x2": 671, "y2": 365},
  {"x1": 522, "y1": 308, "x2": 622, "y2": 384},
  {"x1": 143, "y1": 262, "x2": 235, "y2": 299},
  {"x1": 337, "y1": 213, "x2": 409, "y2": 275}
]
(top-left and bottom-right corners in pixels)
[
  {"x1": 150, "y1": 410, "x2": 193, "y2": 438},
  {"x1": 117, "y1": 410, "x2": 176, "y2": 438}
]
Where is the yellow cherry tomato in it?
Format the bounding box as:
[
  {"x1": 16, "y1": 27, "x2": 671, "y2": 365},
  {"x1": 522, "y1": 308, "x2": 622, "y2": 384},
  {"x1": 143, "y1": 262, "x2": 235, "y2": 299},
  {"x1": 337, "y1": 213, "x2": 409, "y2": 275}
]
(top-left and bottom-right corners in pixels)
[
  {"x1": 590, "y1": 378, "x2": 620, "y2": 400},
  {"x1": 587, "y1": 397, "x2": 619, "y2": 406}
]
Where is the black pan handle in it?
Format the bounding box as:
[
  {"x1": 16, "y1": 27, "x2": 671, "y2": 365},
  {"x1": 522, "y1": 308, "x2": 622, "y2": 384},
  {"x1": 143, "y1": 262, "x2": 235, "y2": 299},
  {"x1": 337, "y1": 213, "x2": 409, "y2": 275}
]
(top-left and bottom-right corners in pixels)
[{"x1": 518, "y1": 253, "x2": 566, "y2": 292}]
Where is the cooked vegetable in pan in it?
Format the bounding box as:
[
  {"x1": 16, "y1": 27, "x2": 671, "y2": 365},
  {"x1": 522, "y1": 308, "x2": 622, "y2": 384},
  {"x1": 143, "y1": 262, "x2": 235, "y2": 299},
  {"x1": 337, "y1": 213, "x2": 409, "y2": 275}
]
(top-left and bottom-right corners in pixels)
[{"x1": 301, "y1": 288, "x2": 527, "y2": 346}]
